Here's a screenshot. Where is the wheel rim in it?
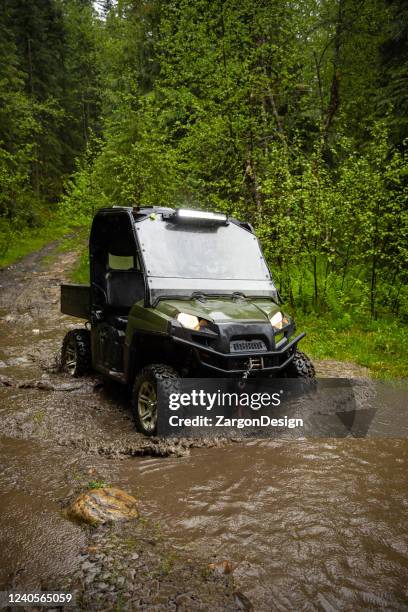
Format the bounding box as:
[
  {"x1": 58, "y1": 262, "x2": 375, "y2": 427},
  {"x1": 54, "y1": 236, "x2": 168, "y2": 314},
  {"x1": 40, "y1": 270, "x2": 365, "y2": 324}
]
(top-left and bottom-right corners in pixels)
[
  {"x1": 65, "y1": 340, "x2": 77, "y2": 376},
  {"x1": 137, "y1": 381, "x2": 157, "y2": 432}
]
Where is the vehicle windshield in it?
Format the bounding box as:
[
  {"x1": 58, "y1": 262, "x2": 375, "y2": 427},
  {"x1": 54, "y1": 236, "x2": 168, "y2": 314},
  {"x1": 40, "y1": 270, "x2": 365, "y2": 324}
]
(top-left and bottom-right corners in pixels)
[{"x1": 136, "y1": 216, "x2": 277, "y2": 302}]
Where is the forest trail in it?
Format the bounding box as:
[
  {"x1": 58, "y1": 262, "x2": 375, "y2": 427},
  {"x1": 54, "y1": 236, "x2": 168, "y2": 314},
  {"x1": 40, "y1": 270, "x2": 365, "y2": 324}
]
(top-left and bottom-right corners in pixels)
[
  {"x1": 0, "y1": 243, "x2": 407, "y2": 609},
  {"x1": 0, "y1": 241, "x2": 238, "y2": 607}
]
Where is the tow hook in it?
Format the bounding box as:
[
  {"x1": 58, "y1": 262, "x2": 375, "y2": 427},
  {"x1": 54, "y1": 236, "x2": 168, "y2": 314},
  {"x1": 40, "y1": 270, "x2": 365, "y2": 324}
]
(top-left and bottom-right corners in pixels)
[
  {"x1": 243, "y1": 356, "x2": 264, "y2": 378},
  {"x1": 238, "y1": 365, "x2": 250, "y2": 390},
  {"x1": 242, "y1": 363, "x2": 253, "y2": 380},
  {"x1": 240, "y1": 357, "x2": 262, "y2": 388}
]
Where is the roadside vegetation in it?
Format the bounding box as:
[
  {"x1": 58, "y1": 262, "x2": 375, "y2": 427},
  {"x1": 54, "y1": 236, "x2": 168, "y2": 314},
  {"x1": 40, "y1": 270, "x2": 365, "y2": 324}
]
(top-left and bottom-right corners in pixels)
[
  {"x1": 0, "y1": 0, "x2": 407, "y2": 377},
  {"x1": 0, "y1": 220, "x2": 70, "y2": 268},
  {"x1": 297, "y1": 313, "x2": 407, "y2": 379},
  {"x1": 70, "y1": 243, "x2": 89, "y2": 284}
]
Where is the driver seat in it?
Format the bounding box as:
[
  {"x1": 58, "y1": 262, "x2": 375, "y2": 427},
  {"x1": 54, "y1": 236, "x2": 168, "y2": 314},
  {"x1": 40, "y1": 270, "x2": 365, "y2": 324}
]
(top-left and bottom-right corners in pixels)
[{"x1": 105, "y1": 269, "x2": 145, "y2": 323}]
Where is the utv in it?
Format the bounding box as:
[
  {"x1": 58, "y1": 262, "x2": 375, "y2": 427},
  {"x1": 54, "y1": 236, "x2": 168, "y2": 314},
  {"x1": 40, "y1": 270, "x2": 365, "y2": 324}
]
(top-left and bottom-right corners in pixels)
[{"x1": 60, "y1": 207, "x2": 314, "y2": 435}]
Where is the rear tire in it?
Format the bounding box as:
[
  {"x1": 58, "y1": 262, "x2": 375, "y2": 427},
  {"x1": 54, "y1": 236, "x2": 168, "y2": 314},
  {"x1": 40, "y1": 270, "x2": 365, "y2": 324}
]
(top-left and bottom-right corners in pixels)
[
  {"x1": 61, "y1": 329, "x2": 92, "y2": 377},
  {"x1": 132, "y1": 364, "x2": 179, "y2": 436},
  {"x1": 285, "y1": 349, "x2": 315, "y2": 379}
]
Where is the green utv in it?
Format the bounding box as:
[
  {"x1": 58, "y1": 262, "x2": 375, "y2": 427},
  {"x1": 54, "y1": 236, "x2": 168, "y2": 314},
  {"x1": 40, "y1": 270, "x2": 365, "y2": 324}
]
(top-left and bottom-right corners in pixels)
[{"x1": 60, "y1": 207, "x2": 315, "y2": 435}]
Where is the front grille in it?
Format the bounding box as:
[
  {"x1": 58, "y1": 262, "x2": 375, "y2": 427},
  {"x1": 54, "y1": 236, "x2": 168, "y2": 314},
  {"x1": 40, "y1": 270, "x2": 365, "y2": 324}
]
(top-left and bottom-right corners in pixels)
[{"x1": 230, "y1": 339, "x2": 267, "y2": 353}]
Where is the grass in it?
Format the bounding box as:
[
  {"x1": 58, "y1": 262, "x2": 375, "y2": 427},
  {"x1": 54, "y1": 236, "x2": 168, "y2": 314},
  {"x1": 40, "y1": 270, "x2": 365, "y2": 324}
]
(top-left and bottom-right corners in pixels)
[
  {"x1": 0, "y1": 214, "x2": 90, "y2": 270},
  {"x1": 296, "y1": 311, "x2": 408, "y2": 379},
  {"x1": 0, "y1": 220, "x2": 72, "y2": 268},
  {"x1": 87, "y1": 480, "x2": 108, "y2": 490},
  {"x1": 40, "y1": 226, "x2": 88, "y2": 266},
  {"x1": 33, "y1": 409, "x2": 46, "y2": 425},
  {"x1": 70, "y1": 244, "x2": 89, "y2": 284}
]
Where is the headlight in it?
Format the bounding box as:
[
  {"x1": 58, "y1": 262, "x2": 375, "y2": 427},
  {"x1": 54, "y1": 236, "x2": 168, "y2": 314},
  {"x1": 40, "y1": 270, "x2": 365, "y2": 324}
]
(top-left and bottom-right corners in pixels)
[
  {"x1": 177, "y1": 312, "x2": 201, "y2": 330},
  {"x1": 270, "y1": 311, "x2": 287, "y2": 330}
]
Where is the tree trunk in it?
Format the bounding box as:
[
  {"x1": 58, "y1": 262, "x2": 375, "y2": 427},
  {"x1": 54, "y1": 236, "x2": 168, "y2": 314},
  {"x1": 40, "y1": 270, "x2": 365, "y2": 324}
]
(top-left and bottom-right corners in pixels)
[
  {"x1": 27, "y1": 36, "x2": 40, "y2": 198},
  {"x1": 322, "y1": 0, "x2": 345, "y2": 151}
]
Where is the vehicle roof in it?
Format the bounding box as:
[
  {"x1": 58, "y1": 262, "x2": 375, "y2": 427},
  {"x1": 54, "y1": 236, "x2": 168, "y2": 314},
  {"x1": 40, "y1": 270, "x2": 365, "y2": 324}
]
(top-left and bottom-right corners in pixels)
[
  {"x1": 95, "y1": 206, "x2": 174, "y2": 220},
  {"x1": 93, "y1": 206, "x2": 253, "y2": 232}
]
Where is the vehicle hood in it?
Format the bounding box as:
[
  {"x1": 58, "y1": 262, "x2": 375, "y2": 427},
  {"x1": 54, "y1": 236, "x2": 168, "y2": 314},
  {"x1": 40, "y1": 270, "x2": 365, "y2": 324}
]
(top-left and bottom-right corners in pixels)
[{"x1": 155, "y1": 297, "x2": 281, "y2": 324}]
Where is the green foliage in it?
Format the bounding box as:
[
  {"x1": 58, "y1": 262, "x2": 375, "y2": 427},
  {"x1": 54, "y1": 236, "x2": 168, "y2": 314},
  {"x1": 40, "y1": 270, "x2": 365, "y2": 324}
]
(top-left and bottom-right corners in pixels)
[
  {"x1": 297, "y1": 311, "x2": 408, "y2": 379},
  {"x1": 0, "y1": 0, "x2": 101, "y2": 252},
  {"x1": 71, "y1": 245, "x2": 90, "y2": 284},
  {"x1": 0, "y1": 218, "x2": 71, "y2": 268},
  {"x1": 379, "y1": 0, "x2": 408, "y2": 144},
  {"x1": 60, "y1": 138, "x2": 108, "y2": 225},
  {"x1": 1, "y1": 0, "x2": 407, "y2": 375},
  {"x1": 259, "y1": 124, "x2": 407, "y2": 318}
]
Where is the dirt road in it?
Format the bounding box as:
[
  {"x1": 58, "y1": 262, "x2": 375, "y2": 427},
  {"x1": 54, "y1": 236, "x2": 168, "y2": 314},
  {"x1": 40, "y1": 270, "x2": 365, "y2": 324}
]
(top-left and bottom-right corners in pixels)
[
  {"x1": 2, "y1": 241, "x2": 402, "y2": 611},
  {"x1": 0, "y1": 243, "x2": 238, "y2": 610}
]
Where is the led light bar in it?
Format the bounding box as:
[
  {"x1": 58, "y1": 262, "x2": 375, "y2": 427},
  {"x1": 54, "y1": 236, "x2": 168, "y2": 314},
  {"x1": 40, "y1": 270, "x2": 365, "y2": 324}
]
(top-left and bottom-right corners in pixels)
[
  {"x1": 164, "y1": 208, "x2": 228, "y2": 225},
  {"x1": 177, "y1": 208, "x2": 226, "y2": 220}
]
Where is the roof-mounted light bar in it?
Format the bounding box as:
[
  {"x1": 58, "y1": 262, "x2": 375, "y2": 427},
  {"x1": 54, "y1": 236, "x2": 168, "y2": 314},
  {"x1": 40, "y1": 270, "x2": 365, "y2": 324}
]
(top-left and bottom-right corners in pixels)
[
  {"x1": 177, "y1": 209, "x2": 227, "y2": 221},
  {"x1": 163, "y1": 208, "x2": 228, "y2": 226}
]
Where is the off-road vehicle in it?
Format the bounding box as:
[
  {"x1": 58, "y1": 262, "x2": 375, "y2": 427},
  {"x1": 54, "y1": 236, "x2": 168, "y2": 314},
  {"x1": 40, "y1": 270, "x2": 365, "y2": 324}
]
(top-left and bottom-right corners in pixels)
[{"x1": 60, "y1": 207, "x2": 314, "y2": 435}]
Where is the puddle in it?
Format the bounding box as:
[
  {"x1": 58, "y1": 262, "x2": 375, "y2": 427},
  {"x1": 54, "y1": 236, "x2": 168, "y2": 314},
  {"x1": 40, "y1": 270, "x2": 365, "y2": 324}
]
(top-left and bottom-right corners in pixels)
[{"x1": 116, "y1": 435, "x2": 408, "y2": 609}]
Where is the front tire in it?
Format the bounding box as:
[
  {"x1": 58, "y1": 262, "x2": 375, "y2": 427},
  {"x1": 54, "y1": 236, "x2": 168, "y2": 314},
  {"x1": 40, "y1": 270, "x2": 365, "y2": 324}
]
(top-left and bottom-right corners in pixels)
[
  {"x1": 61, "y1": 329, "x2": 92, "y2": 377},
  {"x1": 285, "y1": 349, "x2": 315, "y2": 379},
  {"x1": 132, "y1": 364, "x2": 179, "y2": 436}
]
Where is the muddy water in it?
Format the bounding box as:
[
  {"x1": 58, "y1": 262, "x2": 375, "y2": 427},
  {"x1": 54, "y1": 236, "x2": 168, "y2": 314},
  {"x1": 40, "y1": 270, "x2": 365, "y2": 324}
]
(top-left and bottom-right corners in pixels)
[
  {"x1": 0, "y1": 437, "x2": 87, "y2": 587},
  {"x1": 116, "y1": 438, "x2": 408, "y2": 609},
  {"x1": 0, "y1": 245, "x2": 186, "y2": 591},
  {"x1": 0, "y1": 243, "x2": 408, "y2": 610}
]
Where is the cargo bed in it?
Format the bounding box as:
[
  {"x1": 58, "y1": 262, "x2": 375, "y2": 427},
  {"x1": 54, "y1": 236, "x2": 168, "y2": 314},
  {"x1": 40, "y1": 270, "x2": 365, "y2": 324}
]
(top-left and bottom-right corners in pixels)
[{"x1": 61, "y1": 284, "x2": 90, "y2": 319}]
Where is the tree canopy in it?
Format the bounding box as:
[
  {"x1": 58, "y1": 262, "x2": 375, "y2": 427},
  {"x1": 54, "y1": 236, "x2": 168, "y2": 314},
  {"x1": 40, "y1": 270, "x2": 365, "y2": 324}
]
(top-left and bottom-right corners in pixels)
[{"x1": 1, "y1": 0, "x2": 407, "y2": 318}]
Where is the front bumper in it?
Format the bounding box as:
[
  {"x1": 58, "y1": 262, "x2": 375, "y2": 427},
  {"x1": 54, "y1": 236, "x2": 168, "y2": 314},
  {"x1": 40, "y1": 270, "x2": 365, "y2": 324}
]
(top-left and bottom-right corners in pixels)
[{"x1": 171, "y1": 331, "x2": 305, "y2": 374}]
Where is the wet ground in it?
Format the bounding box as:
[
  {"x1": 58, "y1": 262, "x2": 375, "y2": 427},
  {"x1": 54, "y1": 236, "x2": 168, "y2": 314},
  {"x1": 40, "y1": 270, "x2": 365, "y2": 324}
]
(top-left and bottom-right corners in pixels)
[
  {"x1": 0, "y1": 242, "x2": 407, "y2": 610},
  {"x1": 0, "y1": 244, "x2": 236, "y2": 609}
]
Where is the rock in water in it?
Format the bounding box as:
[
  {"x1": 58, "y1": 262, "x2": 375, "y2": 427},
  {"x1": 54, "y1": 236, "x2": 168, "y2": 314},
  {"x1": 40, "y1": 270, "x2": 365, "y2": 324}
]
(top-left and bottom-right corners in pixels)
[
  {"x1": 208, "y1": 560, "x2": 234, "y2": 575},
  {"x1": 68, "y1": 487, "x2": 139, "y2": 525}
]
